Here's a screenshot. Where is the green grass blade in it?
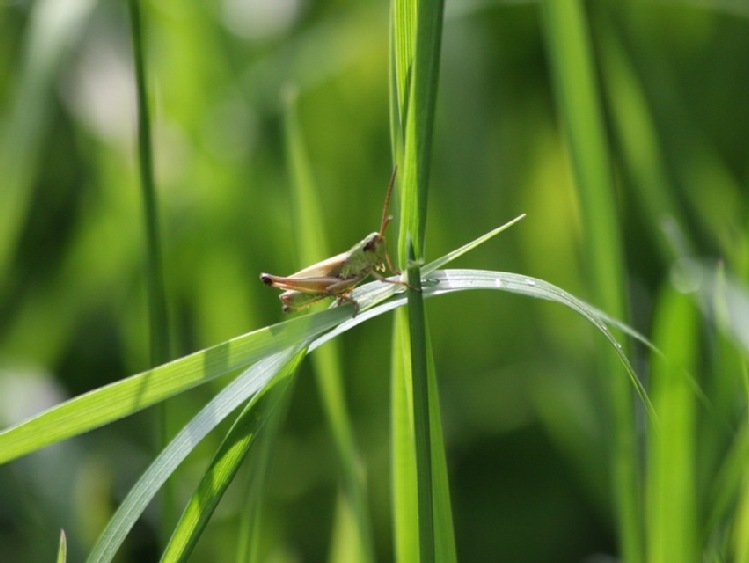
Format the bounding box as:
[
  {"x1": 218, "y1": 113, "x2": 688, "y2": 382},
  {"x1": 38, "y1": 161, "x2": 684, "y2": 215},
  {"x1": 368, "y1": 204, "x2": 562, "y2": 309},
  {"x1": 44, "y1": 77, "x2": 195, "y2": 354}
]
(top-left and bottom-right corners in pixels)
[
  {"x1": 0, "y1": 0, "x2": 96, "y2": 293},
  {"x1": 681, "y1": 262, "x2": 749, "y2": 559},
  {"x1": 233, "y1": 413, "x2": 279, "y2": 563},
  {"x1": 390, "y1": 0, "x2": 451, "y2": 561},
  {"x1": 734, "y1": 421, "x2": 749, "y2": 561},
  {"x1": 127, "y1": 0, "x2": 174, "y2": 540},
  {"x1": 0, "y1": 308, "x2": 350, "y2": 463},
  {"x1": 2, "y1": 216, "x2": 524, "y2": 465},
  {"x1": 703, "y1": 422, "x2": 749, "y2": 557},
  {"x1": 86, "y1": 347, "x2": 305, "y2": 563},
  {"x1": 160, "y1": 349, "x2": 304, "y2": 563},
  {"x1": 647, "y1": 288, "x2": 698, "y2": 562},
  {"x1": 423, "y1": 214, "x2": 526, "y2": 274},
  {"x1": 1, "y1": 218, "x2": 654, "y2": 562},
  {"x1": 405, "y1": 241, "x2": 434, "y2": 563},
  {"x1": 596, "y1": 16, "x2": 684, "y2": 262},
  {"x1": 57, "y1": 530, "x2": 67, "y2": 563},
  {"x1": 421, "y1": 269, "x2": 653, "y2": 416},
  {"x1": 395, "y1": 0, "x2": 445, "y2": 258},
  {"x1": 311, "y1": 268, "x2": 652, "y2": 405},
  {"x1": 426, "y1": 348, "x2": 456, "y2": 562},
  {"x1": 127, "y1": 0, "x2": 170, "y2": 368},
  {"x1": 391, "y1": 310, "x2": 419, "y2": 563},
  {"x1": 391, "y1": 0, "x2": 415, "y2": 129},
  {"x1": 541, "y1": 2, "x2": 642, "y2": 560},
  {"x1": 284, "y1": 89, "x2": 373, "y2": 563}
]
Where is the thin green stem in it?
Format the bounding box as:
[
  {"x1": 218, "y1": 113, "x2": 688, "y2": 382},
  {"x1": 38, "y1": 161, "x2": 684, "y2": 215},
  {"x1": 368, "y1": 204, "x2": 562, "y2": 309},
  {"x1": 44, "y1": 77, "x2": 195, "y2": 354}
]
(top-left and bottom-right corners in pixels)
[
  {"x1": 406, "y1": 240, "x2": 433, "y2": 563},
  {"x1": 127, "y1": 0, "x2": 172, "y2": 546},
  {"x1": 128, "y1": 0, "x2": 170, "y2": 368}
]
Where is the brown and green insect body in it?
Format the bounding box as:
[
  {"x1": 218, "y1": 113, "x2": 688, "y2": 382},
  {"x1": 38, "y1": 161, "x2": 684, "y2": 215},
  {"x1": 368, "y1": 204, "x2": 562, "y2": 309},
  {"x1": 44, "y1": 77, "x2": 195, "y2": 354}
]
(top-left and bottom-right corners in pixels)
[{"x1": 260, "y1": 169, "x2": 405, "y2": 315}]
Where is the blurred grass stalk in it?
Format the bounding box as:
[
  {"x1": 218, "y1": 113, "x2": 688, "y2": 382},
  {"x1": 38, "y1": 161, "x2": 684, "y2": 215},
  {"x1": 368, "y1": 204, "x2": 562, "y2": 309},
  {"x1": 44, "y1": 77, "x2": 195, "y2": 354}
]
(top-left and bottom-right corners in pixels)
[
  {"x1": 540, "y1": 2, "x2": 643, "y2": 562},
  {"x1": 0, "y1": 0, "x2": 96, "y2": 298},
  {"x1": 648, "y1": 288, "x2": 697, "y2": 562},
  {"x1": 390, "y1": 1, "x2": 455, "y2": 562},
  {"x1": 283, "y1": 88, "x2": 374, "y2": 563},
  {"x1": 127, "y1": 0, "x2": 174, "y2": 541}
]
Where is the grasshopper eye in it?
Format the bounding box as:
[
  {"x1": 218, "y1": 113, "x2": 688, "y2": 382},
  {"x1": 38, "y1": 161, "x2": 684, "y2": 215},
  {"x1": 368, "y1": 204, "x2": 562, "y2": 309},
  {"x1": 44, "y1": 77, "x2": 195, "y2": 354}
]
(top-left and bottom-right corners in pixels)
[{"x1": 364, "y1": 235, "x2": 381, "y2": 252}]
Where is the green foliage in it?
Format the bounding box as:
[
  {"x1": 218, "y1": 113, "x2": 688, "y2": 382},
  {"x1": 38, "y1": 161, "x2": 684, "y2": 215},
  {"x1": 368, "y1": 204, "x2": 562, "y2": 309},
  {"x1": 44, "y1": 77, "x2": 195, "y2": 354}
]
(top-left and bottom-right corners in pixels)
[{"x1": 2, "y1": 1, "x2": 749, "y2": 562}]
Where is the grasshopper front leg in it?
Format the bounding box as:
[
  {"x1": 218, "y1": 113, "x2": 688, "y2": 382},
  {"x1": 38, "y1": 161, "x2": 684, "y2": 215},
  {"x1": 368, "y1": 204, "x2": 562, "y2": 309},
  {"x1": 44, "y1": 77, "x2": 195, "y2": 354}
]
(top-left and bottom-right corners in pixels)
[{"x1": 369, "y1": 269, "x2": 419, "y2": 292}]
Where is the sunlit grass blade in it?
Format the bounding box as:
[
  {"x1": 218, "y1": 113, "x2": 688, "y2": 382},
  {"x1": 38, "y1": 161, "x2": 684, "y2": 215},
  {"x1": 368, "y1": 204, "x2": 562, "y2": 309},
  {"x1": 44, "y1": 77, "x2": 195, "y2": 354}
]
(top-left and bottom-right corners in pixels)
[
  {"x1": 424, "y1": 269, "x2": 654, "y2": 416},
  {"x1": 160, "y1": 349, "x2": 303, "y2": 563},
  {"x1": 0, "y1": 307, "x2": 350, "y2": 463},
  {"x1": 86, "y1": 347, "x2": 306, "y2": 563},
  {"x1": 1, "y1": 219, "x2": 521, "y2": 465},
  {"x1": 1, "y1": 220, "x2": 655, "y2": 562},
  {"x1": 1, "y1": 221, "x2": 652, "y2": 465},
  {"x1": 423, "y1": 214, "x2": 526, "y2": 274},
  {"x1": 321, "y1": 268, "x2": 652, "y2": 389},
  {"x1": 390, "y1": 0, "x2": 415, "y2": 128},
  {"x1": 394, "y1": 0, "x2": 444, "y2": 257},
  {"x1": 57, "y1": 529, "x2": 67, "y2": 563}
]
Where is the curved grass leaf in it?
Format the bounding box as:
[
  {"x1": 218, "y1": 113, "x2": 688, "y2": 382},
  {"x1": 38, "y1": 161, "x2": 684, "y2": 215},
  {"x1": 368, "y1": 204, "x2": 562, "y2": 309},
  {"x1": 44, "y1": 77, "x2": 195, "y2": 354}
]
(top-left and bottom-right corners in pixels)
[
  {"x1": 160, "y1": 348, "x2": 304, "y2": 563},
  {"x1": 86, "y1": 347, "x2": 306, "y2": 563},
  {"x1": 0, "y1": 221, "x2": 653, "y2": 465},
  {"x1": 1, "y1": 221, "x2": 655, "y2": 561},
  {"x1": 57, "y1": 529, "x2": 67, "y2": 563},
  {"x1": 84, "y1": 262, "x2": 653, "y2": 561},
  {"x1": 0, "y1": 308, "x2": 351, "y2": 463}
]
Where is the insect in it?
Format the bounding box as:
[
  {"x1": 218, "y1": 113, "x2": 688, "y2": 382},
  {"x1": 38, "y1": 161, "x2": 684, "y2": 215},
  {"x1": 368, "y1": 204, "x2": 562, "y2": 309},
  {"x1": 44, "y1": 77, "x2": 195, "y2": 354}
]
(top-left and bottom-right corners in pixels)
[{"x1": 260, "y1": 168, "x2": 409, "y2": 315}]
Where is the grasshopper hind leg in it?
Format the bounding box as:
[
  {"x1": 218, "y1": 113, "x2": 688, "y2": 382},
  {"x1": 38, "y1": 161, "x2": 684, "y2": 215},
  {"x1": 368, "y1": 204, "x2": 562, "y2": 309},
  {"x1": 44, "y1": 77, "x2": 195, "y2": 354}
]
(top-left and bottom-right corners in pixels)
[
  {"x1": 278, "y1": 288, "x2": 361, "y2": 316},
  {"x1": 279, "y1": 290, "x2": 331, "y2": 313}
]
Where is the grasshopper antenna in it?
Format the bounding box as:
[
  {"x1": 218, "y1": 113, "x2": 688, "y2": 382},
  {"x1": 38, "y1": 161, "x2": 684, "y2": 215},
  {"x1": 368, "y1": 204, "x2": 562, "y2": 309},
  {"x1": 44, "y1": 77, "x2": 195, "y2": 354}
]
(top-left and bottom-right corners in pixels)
[{"x1": 380, "y1": 166, "x2": 398, "y2": 236}]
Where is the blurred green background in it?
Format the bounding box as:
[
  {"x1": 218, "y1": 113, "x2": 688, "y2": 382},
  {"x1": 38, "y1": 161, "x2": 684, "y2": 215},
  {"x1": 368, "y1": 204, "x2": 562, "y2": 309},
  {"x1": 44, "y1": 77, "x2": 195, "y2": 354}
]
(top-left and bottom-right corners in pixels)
[{"x1": 2, "y1": 1, "x2": 749, "y2": 561}]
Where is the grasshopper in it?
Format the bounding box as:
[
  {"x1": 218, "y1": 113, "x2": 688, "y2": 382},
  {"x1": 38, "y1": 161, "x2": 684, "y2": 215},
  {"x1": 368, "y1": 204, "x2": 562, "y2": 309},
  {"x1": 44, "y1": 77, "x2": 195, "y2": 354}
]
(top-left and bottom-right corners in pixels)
[{"x1": 260, "y1": 168, "x2": 409, "y2": 315}]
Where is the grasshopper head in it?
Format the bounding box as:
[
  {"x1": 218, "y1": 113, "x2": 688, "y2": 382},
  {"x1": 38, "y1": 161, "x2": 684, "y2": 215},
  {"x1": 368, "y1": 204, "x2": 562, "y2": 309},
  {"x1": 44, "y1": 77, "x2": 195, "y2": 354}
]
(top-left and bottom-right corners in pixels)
[{"x1": 361, "y1": 232, "x2": 389, "y2": 272}]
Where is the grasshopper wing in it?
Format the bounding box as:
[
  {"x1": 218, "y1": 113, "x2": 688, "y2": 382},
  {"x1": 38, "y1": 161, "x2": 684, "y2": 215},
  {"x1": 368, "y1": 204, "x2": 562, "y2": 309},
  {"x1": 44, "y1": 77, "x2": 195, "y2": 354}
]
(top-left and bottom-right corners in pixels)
[
  {"x1": 287, "y1": 252, "x2": 348, "y2": 280},
  {"x1": 260, "y1": 273, "x2": 347, "y2": 294}
]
